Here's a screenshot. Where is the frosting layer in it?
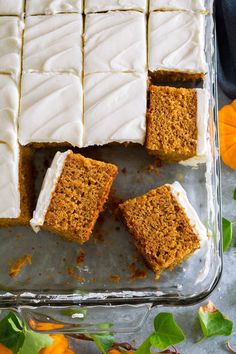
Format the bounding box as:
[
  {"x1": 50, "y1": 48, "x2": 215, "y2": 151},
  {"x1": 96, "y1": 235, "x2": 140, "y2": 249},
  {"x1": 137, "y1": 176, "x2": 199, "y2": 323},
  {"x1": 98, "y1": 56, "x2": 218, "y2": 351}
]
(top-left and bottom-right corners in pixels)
[
  {"x1": 26, "y1": 0, "x2": 83, "y2": 15},
  {"x1": 0, "y1": 17, "x2": 23, "y2": 75},
  {"x1": 83, "y1": 72, "x2": 147, "y2": 146},
  {"x1": 85, "y1": 12, "x2": 147, "y2": 74},
  {"x1": 0, "y1": 75, "x2": 20, "y2": 218},
  {"x1": 23, "y1": 14, "x2": 83, "y2": 74},
  {"x1": 150, "y1": 0, "x2": 205, "y2": 11},
  {"x1": 85, "y1": 0, "x2": 147, "y2": 13},
  {"x1": 19, "y1": 73, "x2": 83, "y2": 147},
  {"x1": 169, "y1": 182, "x2": 207, "y2": 246},
  {"x1": 30, "y1": 150, "x2": 70, "y2": 232},
  {"x1": 148, "y1": 11, "x2": 207, "y2": 74},
  {"x1": 0, "y1": 0, "x2": 24, "y2": 15}
]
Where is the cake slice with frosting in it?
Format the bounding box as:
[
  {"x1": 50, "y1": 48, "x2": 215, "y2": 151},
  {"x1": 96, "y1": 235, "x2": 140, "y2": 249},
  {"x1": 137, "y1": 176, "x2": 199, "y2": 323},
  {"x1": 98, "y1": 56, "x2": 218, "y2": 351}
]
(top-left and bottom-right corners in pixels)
[
  {"x1": 30, "y1": 150, "x2": 118, "y2": 244},
  {"x1": 150, "y1": 0, "x2": 206, "y2": 12},
  {"x1": 119, "y1": 182, "x2": 208, "y2": 279},
  {"x1": 146, "y1": 85, "x2": 209, "y2": 165}
]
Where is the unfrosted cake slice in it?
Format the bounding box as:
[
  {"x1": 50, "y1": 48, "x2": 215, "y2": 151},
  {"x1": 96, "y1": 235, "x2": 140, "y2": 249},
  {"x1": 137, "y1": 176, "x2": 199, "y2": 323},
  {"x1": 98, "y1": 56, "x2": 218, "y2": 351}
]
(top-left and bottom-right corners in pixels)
[
  {"x1": 26, "y1": 0, "x2": 83, "y2": 15},
  {"x1": 0, "y1": 17, "x2": 23, "y2": 75},
  {"x1": 146, "y1": 86, "x2": 209, "y2": 164},
  {"x1": 0, "y1": 0, "x2": 24, "y2": 15},
  {"x1": 119, "y1": 182, "x2": 207, "y2": 278},
  {"x1": 19, "y1": 73, "x2": 83, "y2": 147},
  {"x1": 150, "y1": 0, "x2": 206, "y2": 12},
  {"x1": 0, "y1": 75, "x2": 32, "y2": 226},
  {"x1": 85, "y1": 0, "x2": 147, "y2": 13},
  {"x1": 148, "y1": 11, "x2": 207, "y2": 81},
  {"x1": 23, "y1": 14, "x2": 83, "y2": 75},
  {"x1": 84, "y1": 11, "x2": 146, "y2": 74},
  {"x1": 83, "y1": 72, "x2": 147, "y2": 147},
  {"x1": 30, "y1": 151, "x2": 118, "y2": 244}
]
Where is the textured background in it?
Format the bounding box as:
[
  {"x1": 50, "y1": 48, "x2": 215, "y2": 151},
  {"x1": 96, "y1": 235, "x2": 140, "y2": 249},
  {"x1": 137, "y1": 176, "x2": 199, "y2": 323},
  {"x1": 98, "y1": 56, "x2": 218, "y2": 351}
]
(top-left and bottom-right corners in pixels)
[{"x1": 71, "y1": 89, "x2": 236, "y2": 353}]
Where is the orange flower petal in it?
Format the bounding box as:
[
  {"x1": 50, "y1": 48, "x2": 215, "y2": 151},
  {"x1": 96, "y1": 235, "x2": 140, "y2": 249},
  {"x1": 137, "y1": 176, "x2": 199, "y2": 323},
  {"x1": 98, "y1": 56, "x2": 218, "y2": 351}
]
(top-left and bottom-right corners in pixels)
[{"x1": 0, "y1": 344, "x2": 13, "y2": 354}]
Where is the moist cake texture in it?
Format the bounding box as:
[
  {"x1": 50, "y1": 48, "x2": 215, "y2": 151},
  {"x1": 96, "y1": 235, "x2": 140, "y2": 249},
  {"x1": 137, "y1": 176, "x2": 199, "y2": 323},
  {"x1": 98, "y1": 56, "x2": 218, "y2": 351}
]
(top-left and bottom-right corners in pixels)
[
  {"x1": 85, "y1": 0, "x2": 147, "y2": 13},
  {"x1": 83, "y1": 72, "x2": 147, "y2": 146},
  {"x1": 148, "y1": 11, "x2": 207, "y2": 81},
  {"x1": 31, "y1": 151, "x2": 118, "y2": 244},
  {"x1": 84, "y1": 11, "x2": 146, "y2": 74},
  {"x1": 19, "y1": 73, "x2": 83, "y2": 147},
  {"x1": 23, "y1": 14, "x2": 83, "y2": 74},
  {"x1": 150, "y1": 0, "x2": 206, "y2": 11},
  {"x1": 146, "y1": 86, "x2": 209, "y2": 163},
  {"x1": 26, "y1": 0, "x2": 83, "y2": 15},
  {"x1": 119, "y1": 182, "x2": 207, "y2": 278}
]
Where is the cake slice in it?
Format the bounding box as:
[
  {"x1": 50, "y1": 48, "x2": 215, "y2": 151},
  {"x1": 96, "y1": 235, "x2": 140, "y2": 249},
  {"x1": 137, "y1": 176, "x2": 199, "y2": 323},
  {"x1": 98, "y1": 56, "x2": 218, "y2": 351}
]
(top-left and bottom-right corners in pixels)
[
  {"x1": 85, "y1": 0, "x2": 147, "y2": 13},
  {"x1": 146, "y1": 86, "x2": 209, "y2": 164},
  {"x1": 26, "y1": 0, "x2": 83, "y2": 15},
  {"x1": 0, "y1": 0, "x2": 24, "y2": 15},
  {"x1": 150, "y1": 0, "x2": 206, "y2": 12},
  {"x1": 30, "y1": 151, "x2": 118, "y2": 244},
  {"x1": 119, "y1": 182, "x2": 207, "y2": 278},
  {"x1": 0, "y1": 75, "x2": 32, "y2": 226},
  {"x1": 148, "y1": 11, "x2": 207, "y2": 81}
]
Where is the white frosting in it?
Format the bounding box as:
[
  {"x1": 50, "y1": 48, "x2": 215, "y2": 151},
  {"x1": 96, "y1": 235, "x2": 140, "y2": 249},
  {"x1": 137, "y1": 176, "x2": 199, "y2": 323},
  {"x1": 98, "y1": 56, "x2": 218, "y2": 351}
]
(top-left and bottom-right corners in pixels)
[
  {"x1": 0, "y1": 75, "x2": 20, "y2": 218},
  {"x1": 83, "y1": 72, "x2": 147, "y2": 146},
  {"x1": 19, "y1": 73, "x2": 83, "y2": 147},
  {"x1": 85, "y1": 0, "x2": 147, "y2": 13},
  {"x1": 23, "y1": 15, "x2": 83, "y2": 75},
  {"x1": 84, "y1": 12, "x2": 147, "y2": 74},
  {"x1": 0, "y1": 17, "x2": 23, "y2": 75},
  {"x1": 0, "y1": 0, "x2": 24, "y2": 15},
  {"x1": 150, "y1": 0, "x2": 205, "y2": 11},
  {"x1": 26, "y1": 0, "x2": 83, "y2": 15},
  {"x1": 30, "y1": 150, "x2": 70, "y2": 232},
  {"x1": 148, "y1": 11, "x2": 207, "y2": 74},
  {"x1": 180, "y1": 88, "x2": 209, "y2": 166},
  {"x1": 169, "y1": 182, "x2": 208, "y2": 246}
]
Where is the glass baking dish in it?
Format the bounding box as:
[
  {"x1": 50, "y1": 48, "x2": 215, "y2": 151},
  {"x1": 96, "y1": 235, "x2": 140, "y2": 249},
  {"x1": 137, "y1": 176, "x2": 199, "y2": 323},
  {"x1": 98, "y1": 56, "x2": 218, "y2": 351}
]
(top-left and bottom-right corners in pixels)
[{"x1": 0, "y1": 1, "x2": 222, "y2": 333}]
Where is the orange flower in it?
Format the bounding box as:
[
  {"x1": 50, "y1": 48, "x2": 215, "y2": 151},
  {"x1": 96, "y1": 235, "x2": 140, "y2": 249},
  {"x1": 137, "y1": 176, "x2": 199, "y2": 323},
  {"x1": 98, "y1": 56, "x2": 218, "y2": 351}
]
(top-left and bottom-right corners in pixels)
[
  {"x1": 0, "y1": 344, "x2": 13, "y2": 354},
  {"x1": 29, "y1": 319, "x2": 65, "y2": 331},
  {"x1": 219, "y1": 99, "x2": 236, "y2": 169},
  {"x1": 39, "y1": 334, "x2": 75, "y2": 354}
]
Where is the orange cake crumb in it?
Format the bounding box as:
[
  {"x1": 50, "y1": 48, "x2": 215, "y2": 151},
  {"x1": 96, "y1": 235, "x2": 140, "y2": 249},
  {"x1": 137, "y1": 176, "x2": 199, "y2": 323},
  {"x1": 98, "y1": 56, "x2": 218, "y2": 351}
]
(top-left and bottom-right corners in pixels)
[{"x1": 9, "y1": 255, "x2": 32, "y2": 278}]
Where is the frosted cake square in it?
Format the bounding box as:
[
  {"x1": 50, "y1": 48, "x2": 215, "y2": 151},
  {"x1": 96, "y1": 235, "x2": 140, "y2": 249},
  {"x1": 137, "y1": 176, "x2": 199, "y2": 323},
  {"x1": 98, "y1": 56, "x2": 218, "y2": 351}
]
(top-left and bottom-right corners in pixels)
[
  {"x1": 0, "y1": 17, "x2": 23, "y2": 75},
  {"x1": 83, "y1": 72, "x2": 147, "y2": 147},
  {"x1": 148, "y1": 11, "x2": 207, "y2": 81},
  {"x1": 150, "y1": 0, "x2": 206, "y2": 12},
  {"x1": 19, "y1": 73, "x2": 83, "y2": 147},
  {"x1": 23, "y1": 14, "x2": 83, "y2": 75},
  {"x1": 0, "y1": 0, "x2": 24, "y2": 15},
  {"x1": 146, "y1": 86, "x2": 209, "y2": 164},
  {"x1": 26, "y1": 0, "x2": 83, "y2": 15},
  {"x1": 85, "y1": 0, "x2": 147, "y2": 13},
  {"x1": 119, "y1": 182, "x2": 207, "y2": 279},
  {"x1": 84, "y1": 11, "x2": 146, "y2": 74},
  {"x1": 31, "y1": 150, "x2": 118, "y2": 244}
]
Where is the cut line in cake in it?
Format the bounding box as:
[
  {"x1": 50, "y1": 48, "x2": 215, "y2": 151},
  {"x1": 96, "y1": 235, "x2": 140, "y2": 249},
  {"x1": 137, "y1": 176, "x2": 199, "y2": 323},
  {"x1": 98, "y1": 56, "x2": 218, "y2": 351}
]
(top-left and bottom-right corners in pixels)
[
  {"x1": 85, "y1": 0, "x2": 147, "y2": 13},
  {"x1": 146, "y1": 85, "x2": 209, "y2": 165},
  {"x1": 30, "y1": 150, "x2": 118, "y2": 244},
  {"x1": 119, "y1": 181, "x2": 208, "y2": 279},
  {"x1": 23, "y1": 14, "x2": 83, "y2": 75},
  {"x1": 149, "y1": 0, "x2": 206, "y2": 12},
  {"x1": 26, "y1": 0, "x2": 83, "y2": 15},
  {"x1": 148, "y1": 11, "x2": 208, "y2": 81}
]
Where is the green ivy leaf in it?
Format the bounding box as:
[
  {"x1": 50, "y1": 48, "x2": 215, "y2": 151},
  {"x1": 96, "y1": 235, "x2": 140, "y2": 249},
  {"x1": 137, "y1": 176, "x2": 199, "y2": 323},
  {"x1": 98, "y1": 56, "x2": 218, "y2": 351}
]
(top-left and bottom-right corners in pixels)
[
  {"x1": 222, "y1": 218, "x2": 233, "y2": 252},
  {"x1": 89, "y1": 333, "x2": 115, "y2": 354},
  {"x1": 233, "y1": 188, "x2": 236, "y2": 200},
  {"x1": 0, "y1": 312, "x2": 25, "y2": 354},
  {"x1": 135, "y1": 336, "x2": 152, "y2": 354},
  {"x1": 198, "y1": 301, "x2": 233, "y2": 338},
  {"x1": 19, "y1": 330, "x2": 53, "y2": 354}
]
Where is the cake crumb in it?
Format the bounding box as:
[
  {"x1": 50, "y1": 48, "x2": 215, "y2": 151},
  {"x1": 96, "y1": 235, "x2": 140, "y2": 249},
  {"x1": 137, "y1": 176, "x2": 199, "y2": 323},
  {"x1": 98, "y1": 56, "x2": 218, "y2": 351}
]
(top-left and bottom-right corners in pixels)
[
  {"x1": 76, "y1": 250, "x2": 85, "y2": 266},
  {"x1": 67, "y1": 267, "x2": 85, "y2": 283},
  {"x1": 128, "y1": 262, "x2": 147, "y2": 281},
  {"x1": 110, "y1": 275, "x2": 121, "y2": 283},
  {"x1": 121, "y1": 167, "x2": 127, "y2": 175},
  {"x1": 9, "y1": 255, "x2": 32, "y2": 278}
]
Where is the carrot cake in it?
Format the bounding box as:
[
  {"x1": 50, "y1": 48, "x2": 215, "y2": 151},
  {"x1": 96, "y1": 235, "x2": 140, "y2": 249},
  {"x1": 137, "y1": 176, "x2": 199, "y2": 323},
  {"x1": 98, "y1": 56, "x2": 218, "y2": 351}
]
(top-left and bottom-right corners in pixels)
[
  {"x1": 0, "y1": 17, "x2": 23, "y2": 76},
  {"x1": 146, "y1": 86, "x2": 209, "y2": 164},
  {"x1": 23, "y1": 14, "x2": 83, "y2": 75},
  {"x1": 83, "y1": 72, "x2": 147, "y2": 146},
  {"x1": 84, "y1": 11, "x2": 146, "y2": 74},
  {"x1": 85, "y1": 0, "x2": 147, "y2": 13},
  {"x1": 148, "y1": 11, "x2": 207, "y2": 81},
  {"x1": 0, "y1": 1, "x2": 24, "y2": 15},
  {"x1": 0, "y1": 75, "x2": 32, "y2": 227},
  {"x1": 30, "y1": 150, "x2": 118, "y2": 244},
  {"x1": 26, "y1": 0, "x2": 83, "y2": 15},
  {"x1": 119, "y1": 182, "x2": 207, "y2": 278},
  {"x1": 19, "y1": 73, "x2": 83, "y2": 147},
  {"x1": 150, "y1": 0, "x2": 206, "y2": 12}
]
